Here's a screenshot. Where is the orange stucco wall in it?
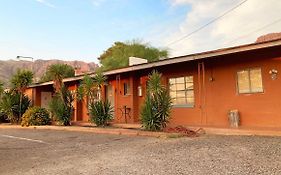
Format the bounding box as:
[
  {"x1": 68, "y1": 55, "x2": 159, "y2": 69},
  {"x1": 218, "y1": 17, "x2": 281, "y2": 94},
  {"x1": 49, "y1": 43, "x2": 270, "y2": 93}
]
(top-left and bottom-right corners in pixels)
[
  {"x1": 203, "y1": 47, "x2": 281, "y2": 128},
  {"x1": 104, "y1": 46, "x2": 281, "y2": 128},
  {"x1": 28, "y1": 45, "x2": 281, "y2": 128}
]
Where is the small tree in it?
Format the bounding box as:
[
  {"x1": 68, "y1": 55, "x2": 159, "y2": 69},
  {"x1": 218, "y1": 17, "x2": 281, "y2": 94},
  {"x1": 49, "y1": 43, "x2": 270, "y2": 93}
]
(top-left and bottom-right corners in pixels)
[
  {"x1": 77, "y1": 71, "x2": 107, "y2": 110},
  {"x1": 42, "y1": 64, "x2": 75, "y2": 126},
  {"x1": 40, "y1": 64, "x2": 75, "y2": 84},
  {"x1": 93, "y1": 71, "x2": 107, "y2": 100},
  {"x1": 140, "y1": 71, "x2": 172, "y2": 131},
  {"x1": 49, "y1": 86, "x2": 74, "y2": 126},
  {"x1": 99, "y1": 40, "x2": 169, "y2": 71},
  {"x1": 43, "y1": 64, "x2": 74, "y2": 93},
  {"x1": 10, "y1": 69, "x2": 33, "y2": 119},
  {"x1": 77, "y1": 75, "x2": 95, "y2": 103},
  {"x1": 0, "y1": 92, "x2": 30, "y2": 124}
]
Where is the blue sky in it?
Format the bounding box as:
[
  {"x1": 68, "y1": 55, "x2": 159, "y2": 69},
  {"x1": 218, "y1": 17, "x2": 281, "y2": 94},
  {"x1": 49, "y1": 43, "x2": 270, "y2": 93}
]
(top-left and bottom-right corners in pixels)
[
  {"x1": 0, "y1": 0, "x2": 189, "y2": 62},
  {"x1": 1, "y1": 0, "x2": 280, "y2": 63}
]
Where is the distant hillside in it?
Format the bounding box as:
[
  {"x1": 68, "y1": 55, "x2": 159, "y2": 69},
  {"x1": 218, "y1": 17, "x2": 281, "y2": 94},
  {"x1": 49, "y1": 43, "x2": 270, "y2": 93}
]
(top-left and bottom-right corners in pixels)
[{"x1": 0, "y1": 59, "x2": 98, "y2": 86}]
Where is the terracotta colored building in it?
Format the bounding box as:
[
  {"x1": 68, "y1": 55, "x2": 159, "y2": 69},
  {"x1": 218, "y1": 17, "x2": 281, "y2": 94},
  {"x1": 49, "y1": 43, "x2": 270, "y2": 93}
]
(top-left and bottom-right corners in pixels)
[{"x1": 27, "y1": 39, "x2": 281, "y2": 128}]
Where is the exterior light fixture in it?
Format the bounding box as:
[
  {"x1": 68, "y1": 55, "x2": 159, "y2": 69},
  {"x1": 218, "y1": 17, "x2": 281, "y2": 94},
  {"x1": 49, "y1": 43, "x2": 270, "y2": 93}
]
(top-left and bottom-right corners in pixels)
[
  {"x1": 269, "y1": 69, "x2": 278, "y2": 80},
  {"x1": 138, "y1": 86, "x2": 142, "y2": 97}
]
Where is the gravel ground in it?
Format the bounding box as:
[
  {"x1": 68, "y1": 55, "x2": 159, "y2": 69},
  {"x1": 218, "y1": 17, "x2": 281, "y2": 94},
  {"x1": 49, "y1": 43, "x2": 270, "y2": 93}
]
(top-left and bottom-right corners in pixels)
[{"x1": 1, "y1": 128, "x2": 281, "y2": 175}]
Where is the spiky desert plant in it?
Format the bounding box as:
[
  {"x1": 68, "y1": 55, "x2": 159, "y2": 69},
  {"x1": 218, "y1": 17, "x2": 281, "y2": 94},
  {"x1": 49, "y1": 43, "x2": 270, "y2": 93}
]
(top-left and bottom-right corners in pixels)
[
  {"x1": 89, "y1": 100, "x2": 113, "y2": 127},
  {"x1": 49, "y1": 86, "x2": 74, "y2": 126},
  {"x1": 140, "y1": 70, "x2": 172, "y2": 131}
]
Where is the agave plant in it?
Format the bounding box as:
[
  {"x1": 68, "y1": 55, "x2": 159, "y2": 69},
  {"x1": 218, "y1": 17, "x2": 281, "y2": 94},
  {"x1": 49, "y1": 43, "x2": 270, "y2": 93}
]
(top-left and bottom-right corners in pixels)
[
  {"x1": 89, "y1": 100, "x2": 113, "y2": 127},
  {"x1": 140, "y1": 70, "x2": 172, "y2": 131}
]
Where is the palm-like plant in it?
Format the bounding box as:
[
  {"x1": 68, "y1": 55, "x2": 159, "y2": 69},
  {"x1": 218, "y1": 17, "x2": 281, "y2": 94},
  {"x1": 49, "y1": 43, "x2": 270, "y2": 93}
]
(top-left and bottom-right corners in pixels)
[
  {"x1": 93, "y1": 71, "x2": 107, "y2": 101},
  {"x1": 0, "y1": 92, "x2": 30, "y2": 124},
  {"x1": 10, "y1": 69, "x2": 33, "y2": 119},
  {"x1": 77, "y1": 75, "x2": 95, "y2": 102},
  {"x1": 140, "y1": 70, "x2": 172, "y2": 131},
  {"x1": 49, "y1": 86, "x2": 74, "y2": 126},
  {"x1": 40, "y1": 64, "x2": 74, "y2": 83},
  {"x1": 45, "y1": 64, "x2": 68, "y2": 93},
  {"x1": 77, "y1": 71, "x2": 107, "y2": 104}
]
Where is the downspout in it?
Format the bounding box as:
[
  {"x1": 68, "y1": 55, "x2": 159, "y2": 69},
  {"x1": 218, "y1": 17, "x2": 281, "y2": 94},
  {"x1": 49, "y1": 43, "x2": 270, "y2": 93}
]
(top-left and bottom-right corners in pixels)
[
  {"x1": 115, "y1": 75, "x2": 121, "y2": 122},
  {"x1": 198, "y1": 61, "x2": 206, "y2": 125},
  {"x1": 198, "y1": 62, "x2": 202, "y2": 124}
]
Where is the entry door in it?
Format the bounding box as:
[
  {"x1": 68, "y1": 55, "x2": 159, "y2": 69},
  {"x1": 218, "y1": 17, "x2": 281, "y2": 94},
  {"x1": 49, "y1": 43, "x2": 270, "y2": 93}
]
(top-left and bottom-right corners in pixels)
[
  {"x1": 41, "y1": 92, "x2": 52, "y2": 109},
  {"x1": 106, "y1": 85, "x2": 115, "y2": 117}
]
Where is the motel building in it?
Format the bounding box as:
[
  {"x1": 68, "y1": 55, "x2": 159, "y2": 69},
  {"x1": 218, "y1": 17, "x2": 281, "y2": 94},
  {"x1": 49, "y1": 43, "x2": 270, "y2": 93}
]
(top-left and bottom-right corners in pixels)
[{"x1": 26, "y1": 38, "x2": 281, "y2": 129}]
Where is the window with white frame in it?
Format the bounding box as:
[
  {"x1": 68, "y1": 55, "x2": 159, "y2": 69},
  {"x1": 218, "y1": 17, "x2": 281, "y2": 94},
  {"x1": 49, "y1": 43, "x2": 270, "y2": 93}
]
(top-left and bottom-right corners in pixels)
[
  {"x1": 237, "y1": 68, "x2": 263, "y2": 94},
  {"x1": 169, "y1": 76, "x2": 194, "y2": 106}
]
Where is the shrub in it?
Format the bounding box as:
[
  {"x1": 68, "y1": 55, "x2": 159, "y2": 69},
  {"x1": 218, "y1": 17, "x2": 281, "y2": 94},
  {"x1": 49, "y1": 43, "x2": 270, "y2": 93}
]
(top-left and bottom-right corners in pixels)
[
  {"x1": 49, "y1": 87, "x2": 74, "y2": 126},
  {"x1": 140, "y1": 71, "x2": 172, "y2": 131},
  {"x1": 0, "y1": 92, "x2": 30, "y2": 124},
  {"x1": 0, "y1": 112, "x2": 8, "y2": 123},
  {"x1": 21, "y1": 107, "x2": 51, "y2": 127},
  {"x1": 89, "y1": 100, "x2": 113, "y2": 127}
]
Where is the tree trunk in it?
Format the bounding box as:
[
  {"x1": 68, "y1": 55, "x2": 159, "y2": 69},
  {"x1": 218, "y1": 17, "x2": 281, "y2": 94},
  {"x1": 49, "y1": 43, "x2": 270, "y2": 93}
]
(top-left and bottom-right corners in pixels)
[{"x1": 19, "y1": 93, "x2": 23, "y2": 124}]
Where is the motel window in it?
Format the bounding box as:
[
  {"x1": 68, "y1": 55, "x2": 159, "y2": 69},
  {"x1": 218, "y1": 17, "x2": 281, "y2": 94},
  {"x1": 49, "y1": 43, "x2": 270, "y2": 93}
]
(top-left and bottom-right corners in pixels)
[
  {"x1": 237, "y1": 68, "x2": 263, "y2": 94},
  {"x1": 124, "y1": 82, "x2": 130, "y2": 95},
  {"x1": 169, "y1": 76, "x2": 194, "y2": 107}
]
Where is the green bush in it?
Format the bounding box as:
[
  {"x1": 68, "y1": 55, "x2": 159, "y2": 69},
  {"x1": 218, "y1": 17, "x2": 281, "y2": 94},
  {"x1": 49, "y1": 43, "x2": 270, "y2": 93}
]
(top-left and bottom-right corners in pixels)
[
  {"x1": 89, "y1": 100, "x2": 113, "y2": 127},
  {"x1": 0, "y1": 92, "x2": 30, "y2": 124},
  {"x1": 49, "y1": 87, "x2": 74, "y2": 126},
  {"x1": 140, "y1": 71, "x2": 172, "y2": 131},
  {"x1": 21, "y1": 107, "x2": 51, "y2": 127}
]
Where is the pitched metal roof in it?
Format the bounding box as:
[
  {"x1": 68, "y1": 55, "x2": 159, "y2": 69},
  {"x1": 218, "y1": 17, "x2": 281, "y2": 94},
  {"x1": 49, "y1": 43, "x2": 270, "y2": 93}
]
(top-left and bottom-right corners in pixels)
[{"x1": 29, "y1": 38, "x2": 281, "y2": 88}]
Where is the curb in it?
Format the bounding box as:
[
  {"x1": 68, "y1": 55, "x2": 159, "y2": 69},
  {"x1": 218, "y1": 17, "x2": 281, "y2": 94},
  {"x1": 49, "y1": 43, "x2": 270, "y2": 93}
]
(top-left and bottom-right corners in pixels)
[{"x1": 0, "y1": 125, "x2": 182, "y2": 138}]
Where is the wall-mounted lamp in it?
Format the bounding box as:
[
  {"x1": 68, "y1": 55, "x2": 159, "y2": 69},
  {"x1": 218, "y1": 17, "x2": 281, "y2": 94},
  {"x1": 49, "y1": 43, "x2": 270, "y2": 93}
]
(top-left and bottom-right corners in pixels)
[
  {"x1": 269, "y1": 69, "x2": 278, "y2": 80},
  {"x1": 209, "y1": 77, "x2": 214, "y2": 82},
  {"x1": 138, "y1": 86, "x2": 142, "y2": 97}
]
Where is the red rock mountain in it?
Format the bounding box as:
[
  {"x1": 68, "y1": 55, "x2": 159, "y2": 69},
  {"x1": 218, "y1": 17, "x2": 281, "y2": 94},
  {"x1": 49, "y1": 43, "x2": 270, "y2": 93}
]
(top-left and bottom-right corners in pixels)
[
  {"x1": 0, "y1": 59, "x2": 98, "y2": 85},
  {"x1": 255, "y1": 32, "x2": 281, "y2": 43}
]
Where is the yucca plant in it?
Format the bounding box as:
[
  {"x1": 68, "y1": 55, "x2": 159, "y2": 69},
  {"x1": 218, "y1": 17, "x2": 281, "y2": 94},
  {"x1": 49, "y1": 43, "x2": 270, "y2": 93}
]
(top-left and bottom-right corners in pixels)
[
  {"x1": 49, "y1": 86, "x2": 74, "y2": 126},
  {"x1": 140, "y1": 70, "x2": 172, "y2": 131},
  {"x1": 0, "y1": 92, "x2": 30, "y2": 124},
  {"x1": 10, "y1": 69, "x2": 33, "y2": 119},
  {"x1": 89, "y1": 100, "x2": 113, "y2": 127}
]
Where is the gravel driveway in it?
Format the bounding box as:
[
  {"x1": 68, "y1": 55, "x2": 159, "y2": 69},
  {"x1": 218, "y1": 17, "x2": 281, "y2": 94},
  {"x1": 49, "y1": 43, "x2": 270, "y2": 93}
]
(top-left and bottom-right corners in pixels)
[{"x1": 1, "y1": 128, "x2": 281, "y2": 175}]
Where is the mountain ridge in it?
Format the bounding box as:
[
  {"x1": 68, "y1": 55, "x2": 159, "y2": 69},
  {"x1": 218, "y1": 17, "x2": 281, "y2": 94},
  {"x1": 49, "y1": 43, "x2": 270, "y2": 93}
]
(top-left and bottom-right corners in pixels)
[{"x1": 0, "y1": 59, "x2": 98, "y2": 86}]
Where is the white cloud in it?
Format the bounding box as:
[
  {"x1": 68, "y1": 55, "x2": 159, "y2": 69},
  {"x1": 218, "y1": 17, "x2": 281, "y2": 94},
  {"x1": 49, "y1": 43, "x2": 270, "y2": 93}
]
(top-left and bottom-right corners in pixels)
[
  {"x1": 160, "y1": 0, "x2": 281, "y2": 57},
  {"x1": 36, "y1": 0, "x2": 56, "y2": 8}
]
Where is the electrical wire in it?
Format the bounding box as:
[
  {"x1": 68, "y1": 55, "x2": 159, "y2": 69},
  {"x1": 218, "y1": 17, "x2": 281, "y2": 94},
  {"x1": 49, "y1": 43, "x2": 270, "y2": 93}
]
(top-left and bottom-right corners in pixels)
[
  {"x1": 166, "y1": 0, "x2": 249, "y2": 46},
  {"x1": 222, "y1": 17, "x2": 281, "y2": 47}
]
